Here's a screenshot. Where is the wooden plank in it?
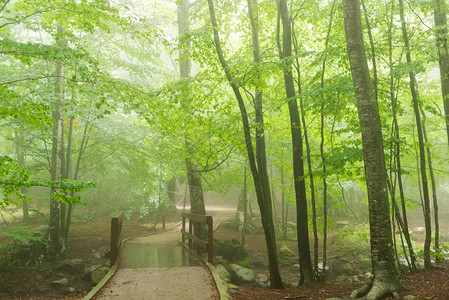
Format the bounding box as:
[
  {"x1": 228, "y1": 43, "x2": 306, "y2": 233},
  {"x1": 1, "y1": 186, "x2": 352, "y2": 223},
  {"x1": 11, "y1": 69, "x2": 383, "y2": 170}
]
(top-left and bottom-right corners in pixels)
[
  {"x1": 181, "y1": 211, "x2": 209, "y2": 224},
  {"x1": 181, "y1": 229, "x2": 208, "y2": 248}
]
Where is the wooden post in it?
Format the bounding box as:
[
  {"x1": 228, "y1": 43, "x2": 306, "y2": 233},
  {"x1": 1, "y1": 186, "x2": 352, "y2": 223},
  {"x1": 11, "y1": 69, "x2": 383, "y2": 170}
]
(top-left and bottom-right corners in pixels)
[
  {"x1": 207, "y1": 216, "x2": 213, "y2": 263},
  {"x1": 110, "y1": 212, "x2": 123, "y2": 267},
  {"x1": 196, "y1": 221, "x2": 202, "y2": 256},
  {"x1": 188, "y1": 219, "x2": 193, "y2": 249},
  {"x1": 182, "y1": 216, "x2": 186, "y2": 245}
]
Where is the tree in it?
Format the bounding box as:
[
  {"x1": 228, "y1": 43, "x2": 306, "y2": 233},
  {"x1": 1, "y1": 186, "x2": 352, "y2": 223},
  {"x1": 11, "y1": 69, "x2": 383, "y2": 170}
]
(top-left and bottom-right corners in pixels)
[
  {"x1": 342, "y1": 0, "x2": 402, "y2": 298},
  {"x1": 434, "y1": 0, "x2": 449, "y2": 147},
  {"x1": 277, "y1": 0, "x2": 315, "y2": 285},
  {"x1": 207, "y1": 0, "x2": 284, "y2": 288}
]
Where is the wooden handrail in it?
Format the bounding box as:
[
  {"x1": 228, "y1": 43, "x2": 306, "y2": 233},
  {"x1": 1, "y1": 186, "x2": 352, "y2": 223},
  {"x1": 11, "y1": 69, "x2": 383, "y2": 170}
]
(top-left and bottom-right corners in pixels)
[
  {"x1": 180, "y1": 211, "x2": 213, "y2": 263},
  {"x1": 110, "y1": 212, "x2": 124, "y2": 267}
]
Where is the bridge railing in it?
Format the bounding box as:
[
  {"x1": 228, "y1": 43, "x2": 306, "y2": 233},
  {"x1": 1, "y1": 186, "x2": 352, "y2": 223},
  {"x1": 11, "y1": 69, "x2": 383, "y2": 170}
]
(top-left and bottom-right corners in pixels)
[
  {"x1": 180, "y1": 211, "x2": 213, "y2": 263},
  {"x1": 110, "y1": 211, "x2": 124, "y2": 267}
]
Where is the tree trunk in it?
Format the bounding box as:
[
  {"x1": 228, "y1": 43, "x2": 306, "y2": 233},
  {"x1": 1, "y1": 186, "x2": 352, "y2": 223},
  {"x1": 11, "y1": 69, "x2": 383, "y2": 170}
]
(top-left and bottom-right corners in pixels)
[
  {"x1": 49, "y1": 41, "x2": 65, "y2": 259},
  {"x1": 387, "y1": 0, "x2": 416, "y2": 271},
  {"x1": 14, "y1": 130, "x2": 29, "y2": 223},
  {"x1": 343, "y1": 0, "x2": 402, "y2": 298},
  {"x1": 434, "y1": 0, "x2": 449, "y2": 146},
  {"x1": 178, "y1": 0, "x2": 206, "y2": 216},
  {"x1": 207, "y1": 0, "x2": 284, "y2": 288},
  {"x1": 277, "y1": 0, "x2": 315, "y2": 285},
  {"x1": 398, "y1": 0, "x2": 432, "y2": 269},
  {"x1": 420, "y1": 107, "x2": 440, "y2": 260},
  {"x1": 292, "y1": 21, "x2": 318, "y2": 276}
]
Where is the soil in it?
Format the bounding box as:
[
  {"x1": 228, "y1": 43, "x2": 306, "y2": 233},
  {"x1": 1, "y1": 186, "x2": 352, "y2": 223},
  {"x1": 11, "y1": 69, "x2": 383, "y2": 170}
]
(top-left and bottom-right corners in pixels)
[{"x1": 0, "y1": 209, "x2": 448, "y2": 300}]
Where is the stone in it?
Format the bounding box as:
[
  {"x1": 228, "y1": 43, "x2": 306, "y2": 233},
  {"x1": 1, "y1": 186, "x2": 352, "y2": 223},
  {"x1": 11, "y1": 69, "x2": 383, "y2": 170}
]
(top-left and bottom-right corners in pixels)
[
  {"x1": 279, "y1": 244, "x2": 295, "y2": 257},
  {"x1": 91, "y1": 267, "x2": 110, "y2": 284},
  {"x1": 213, "y1": 239, "x2": 247, "y2": 261},
  {"x1": 215, "y1": 264, "x2": 231, "y2": 283},
  {"x1": 83, "y1": 264, "x2": 103, "y2": 281},
  {"x1": 56, "y1": 259, "x2": 84, "y2": 274},
  {"x1": 335, "y1": 221, "x2": 350, "y2": 228},
  {"x1": 364, "y1": 272, "x2": 373, "y2": 280},
  {"x1": 52, "y1": 278, "x2": 69, "y2": 285},
  {"x1": 403, "y1": 296, "x2": 418, "y2": 300},
  {"x1": 255, "y1": 273, "x2": 268, "y2": 288},
  {"x1": 228, "y1": 264, "x2": 255, "y2": 285},
  {"x1": 335, "y1": 275, "x2": 350, "y2": 282},
  {"x1": 33, "y1": 225, "x2": 49, "y2": 237},
  {"x1": 416, "y1": 259, "x2": 425, "y2": 270},
  {"x1": 92, "y1": 252, "x2": 101, "y2": 259}
]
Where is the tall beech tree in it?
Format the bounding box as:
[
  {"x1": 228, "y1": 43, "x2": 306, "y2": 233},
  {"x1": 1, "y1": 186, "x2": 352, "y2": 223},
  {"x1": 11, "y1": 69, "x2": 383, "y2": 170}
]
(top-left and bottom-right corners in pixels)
[
  {"x1": 343, "y1": 0, "x2": 402, "y2": 298},
  {"x1": 207, "y1": 0, "x2": 284, "y2": 288},
  {"x1": 277, "y1": 0, "x2": 315, "y2": 285},
  {"x1": 398, "y1": 0, "x2": 432, "y2": 269},
  {"x1": 434, "y1": 0, "x2": 449, "y2": 146}
]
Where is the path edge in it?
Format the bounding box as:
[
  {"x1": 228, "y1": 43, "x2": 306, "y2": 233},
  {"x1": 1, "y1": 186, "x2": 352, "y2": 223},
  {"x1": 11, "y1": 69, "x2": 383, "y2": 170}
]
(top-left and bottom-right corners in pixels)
[
  {"x1": 82, "y1": 222, "x2": 182, "y2": 300},
  {"x1": 206, "y1": 262, "x2": 231, "y2": 300}
]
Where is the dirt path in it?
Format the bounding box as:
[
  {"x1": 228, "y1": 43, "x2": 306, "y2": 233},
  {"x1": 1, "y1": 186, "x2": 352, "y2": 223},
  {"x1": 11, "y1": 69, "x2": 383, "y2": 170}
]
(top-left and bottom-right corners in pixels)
[{"x1": 93, "y1": 226, "x2": 219, "y2": 300}]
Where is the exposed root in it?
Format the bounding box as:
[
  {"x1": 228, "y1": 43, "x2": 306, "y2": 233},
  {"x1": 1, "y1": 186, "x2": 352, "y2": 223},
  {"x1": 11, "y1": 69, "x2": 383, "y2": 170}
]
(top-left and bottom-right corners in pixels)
[{"x1": 348, "y1": 277, "x2": 403, "y2": 300}]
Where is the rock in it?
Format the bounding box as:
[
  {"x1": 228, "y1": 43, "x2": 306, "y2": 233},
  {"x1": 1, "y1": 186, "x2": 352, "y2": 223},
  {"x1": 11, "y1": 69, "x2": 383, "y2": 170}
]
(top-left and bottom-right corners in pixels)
[
  {"x1": 416, "y1": 259, "x2": 425, "y2": 270},
  {"x1": 412, "y1": 226, "x2": 425, "y2": 233},
  {"x1": 364, "y1": 272, "x2": 373, "y2": 280},
  {"x1": 215, "y1": 264, "x2": 231, "y2": 283},
  {"x1": 83, "y1": 264, "x2": 103, "y2": 280},
  {"x1": 403, "y1": 296, "x2": 418, "y2": 300},
  {"x1": 335, "y1": 221, "x2": 350, "y2": 228},
  {"x1": 92, "y1": 252, "x2": 101, "y2": 259},
  {"x1": 255, "y1": 273, "x2": 268, "y2": 288},
  {"x1": 91, "y1": 267, "x2": 109, "y2": 284},
  {"x1": 335, "y1": 275, "x2": 350, "y2": 282},
  {"x1": 52, "y1": 278, "x2": 69, "y2": 285},
  {"x1": 279, "y1": 244, "x2": 295, "y2": 257},
  {"x1": 287, "y1": 221, "x2": 296, "y2": 229},
  {"x1": 228, "y1": 264, "x2": 255, "y2": 285},
  {"x1": 56, "y1": 259, "x2": 84, "y2": 274},
  {"x1": 33, "y1": 225, "x2": 49, "y2": 237},
  {"x1": 214, "y1": 239, "x2": 247, "y2": 261}
]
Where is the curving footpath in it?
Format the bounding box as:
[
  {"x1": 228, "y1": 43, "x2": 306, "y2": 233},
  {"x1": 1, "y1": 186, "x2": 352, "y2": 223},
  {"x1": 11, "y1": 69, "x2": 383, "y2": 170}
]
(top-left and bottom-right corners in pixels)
[{"x1": 84, "y1": 226, "x2": 221, "y2": 300}]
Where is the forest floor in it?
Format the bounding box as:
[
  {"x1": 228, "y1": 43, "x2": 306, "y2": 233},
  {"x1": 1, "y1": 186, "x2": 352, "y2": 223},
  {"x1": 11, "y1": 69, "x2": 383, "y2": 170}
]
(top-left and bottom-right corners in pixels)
[{"x1": 0, "y1": 207, "x2": 448, "y2": 299}]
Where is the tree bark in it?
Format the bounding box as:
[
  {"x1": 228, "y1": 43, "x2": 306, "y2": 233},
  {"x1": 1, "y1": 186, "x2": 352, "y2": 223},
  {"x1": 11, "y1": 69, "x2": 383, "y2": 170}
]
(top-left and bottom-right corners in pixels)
[
  {"x1": 434, "y1": 0, "x2": 449, "y2": 146},
  {"x1": 398, "y1": 0, "x2": 432, "y2": 269},
  {"x1": 387, "y1": 0, "x2": 417, "y2": 272},
  {"x1": 48, "y1": 44, "x2": 64, "y2": 259},
  {"x1": 277, "y1": 0, "x2": 315, "y2": 285},
  {"x1": 14, "y1": 130, "x2": 29, "y2": 223},
  {"x1": 343, "y1": 0, "x2": 402, "y2": 298},
  {"x1": 207, "y1": 0, "x2": 284, "y2": 288}
]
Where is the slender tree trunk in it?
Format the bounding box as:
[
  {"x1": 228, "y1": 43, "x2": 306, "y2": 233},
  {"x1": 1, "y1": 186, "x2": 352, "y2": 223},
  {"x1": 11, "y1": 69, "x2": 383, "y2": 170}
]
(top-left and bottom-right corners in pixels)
[
  {"x1": 387, "y1": 0, "x2": 417, "y2": 272},
  {"x1": 178, "y1": 0, "x2": 206, "y2": 216},
  {"x1": 420, "y1": 107, "x2": 440, "y2": 260},
  {"x1": 399, "y1": 0, "x2": 432, "y2": 269},
  {"x1": 317, "y1": 1, "x2": 336, "y2": 279},
  {"x1": 207, "y1": 0, "x2": 284, "y2": 288},
  {"x1": 434, "y1": 0, "x2": 449, "y2": 146},
  {"x1": 14, "y1": 130, "x2": 29, "y2": 223},
  {"x1": 277, "y1": 0, "x2": 315, "y2": 285},
  {"x1": 49, "y1": 54, "x2": 64, "y2": 259},
  {"x1": 292, "y1": 21, "x2": 318, "y2": 276},
  {"x1": 343, "y1": 0, "x2": 402, "y2": 298}
]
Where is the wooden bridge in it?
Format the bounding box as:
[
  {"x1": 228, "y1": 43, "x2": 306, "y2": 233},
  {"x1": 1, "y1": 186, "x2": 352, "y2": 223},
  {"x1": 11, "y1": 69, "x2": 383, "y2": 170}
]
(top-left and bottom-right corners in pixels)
[{"x1": 83, "y1": 212, "x2": 228, "y2": 300}]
